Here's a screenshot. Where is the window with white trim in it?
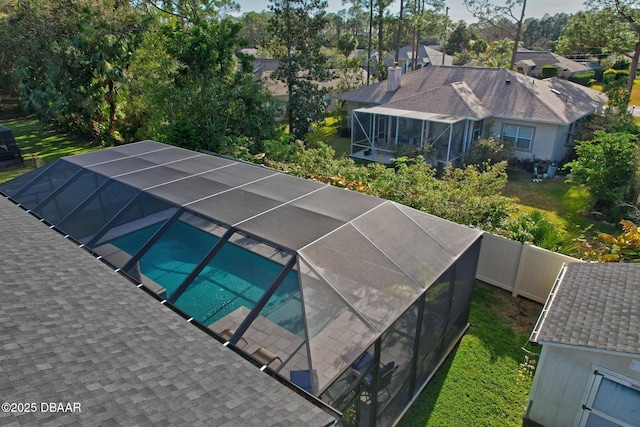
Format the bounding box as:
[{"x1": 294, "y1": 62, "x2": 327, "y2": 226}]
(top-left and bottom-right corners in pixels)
[
  {"x1": 579, "y1": 368, "x2": 640, "y2": 427},
  {"x1": 502, "y1": 124, "x2": 534, "y2": 150}
]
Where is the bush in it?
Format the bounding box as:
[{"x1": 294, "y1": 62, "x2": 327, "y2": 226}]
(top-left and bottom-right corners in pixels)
[
  {"x1": 603, "y1": 68, "x2": 629, "y2": 87},
  {"x1": 500, "y1": 210, "x2": 582, "y2": 255},
  {"x1": 565, "y1": 131, "x2": 639, "y2": 220},
  {"x1": 464, "y1": 137, "x2": 514, "y2": 166},
  {"x1": 541, "y1": 65, "x2": 558, "y2": 78},
  {"x1": 612, "y1": 57, "x2": 630, "y2": 70},
  {"x1": 569, "y1": 71, "x2": 595, "y2": 87}
]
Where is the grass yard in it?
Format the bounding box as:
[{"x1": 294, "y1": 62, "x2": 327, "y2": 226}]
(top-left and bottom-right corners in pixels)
[
  {"x1": 399, "y1": 281, "x2": 541, "y2": 427},
  {"x1": 307, "y1": 115, "x2": 351, "y2": 158},
  {"x1": 0, "y1": 117, "x2": 101, "y2": 183},
  {"x1": 501, "y1": 168, "x2": 618, "y2": 236}
]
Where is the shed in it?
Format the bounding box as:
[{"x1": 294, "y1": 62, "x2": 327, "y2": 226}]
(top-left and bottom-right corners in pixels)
[
  {"x1": 0, "y1": 141, "x2": 483, "y2": 426},
  {"x1": 0, "y1": 125, "x2": 22, "y2": 168},
  {"x1": 526, "y1": 262, "x2": 640, "y2": 426}
]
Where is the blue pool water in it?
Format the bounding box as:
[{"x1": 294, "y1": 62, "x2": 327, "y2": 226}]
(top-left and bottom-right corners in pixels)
[{"x1": 107, "y1": 220, "x2": 304, "y2": 337}]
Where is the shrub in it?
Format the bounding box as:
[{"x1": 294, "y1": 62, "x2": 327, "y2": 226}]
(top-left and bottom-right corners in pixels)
[
  {"x1": 499, "y1": 210, "x2": 582, "y2": 255},
  {"x1": 464, "y1": 137, "x2": 514, "y2": 166},
  {"x1": 541, "y1": 65, "x2": 558, "y2": 78},
  {"x1": 569, "y1": 71, "x2": 595, "y2": 87},
  {"x1": 565, "y1": 131, "x2": 639, "y2": 220},
  {"x1": 612, "y1": 57, "x2": 630, "y2": 70}
]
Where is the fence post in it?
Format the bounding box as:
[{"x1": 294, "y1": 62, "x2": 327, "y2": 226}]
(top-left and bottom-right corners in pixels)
[{"x1": 512, "y1": 242, "x2": 529, "y2": 298}]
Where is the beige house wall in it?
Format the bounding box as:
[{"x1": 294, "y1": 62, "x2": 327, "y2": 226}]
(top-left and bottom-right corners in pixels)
[{"x1": 488, "y1": 118, "x2": 566, "y2": 162}]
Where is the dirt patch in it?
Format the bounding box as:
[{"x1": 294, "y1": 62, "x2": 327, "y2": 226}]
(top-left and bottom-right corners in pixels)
[{"x1": 493, "y1": 286, "x2": 543, "y2": 337}]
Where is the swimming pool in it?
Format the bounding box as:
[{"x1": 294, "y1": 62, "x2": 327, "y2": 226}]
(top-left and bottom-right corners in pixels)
[{"x1": 107, "y1": 220, "x2": 305, "y2": 337}]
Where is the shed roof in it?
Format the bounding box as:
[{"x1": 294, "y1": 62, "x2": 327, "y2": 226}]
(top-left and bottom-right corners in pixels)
[
  {"x1": 0, "y1": 196, "x2": 336, "y2": 426},
  {"x1": 336, "y1": 65, "x2": 607, "y2": 124},
  {"x1": 531, "y1": 262, "x2": 640, "y2": 355}
]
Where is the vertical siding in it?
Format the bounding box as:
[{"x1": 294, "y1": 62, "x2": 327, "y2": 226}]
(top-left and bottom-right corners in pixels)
[{"x1": 527, "y1": 345, "x2": 640, "y2": 427}]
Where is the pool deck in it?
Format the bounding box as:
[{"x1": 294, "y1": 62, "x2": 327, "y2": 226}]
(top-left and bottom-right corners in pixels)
[{"x1": 208, "y1": 307, "x2": 310, "y2": 377}]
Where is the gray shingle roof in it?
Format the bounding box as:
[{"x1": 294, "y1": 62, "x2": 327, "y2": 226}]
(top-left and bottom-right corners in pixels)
[
  {"x1": 532, "y1": 262, "x2": 640, "y2": 355},
  {"x1": 0, "y1": 196, "x2": 337, "y2": 426},
  {"x1": 515, "y1": 50, "x2": 590, "y2": 73},
  {"x1": 337, "y1": 65, "x2": 607, "y2": 124},
  {"x1": 383, "y1": 81, "x2": 491, "y2": 119}
]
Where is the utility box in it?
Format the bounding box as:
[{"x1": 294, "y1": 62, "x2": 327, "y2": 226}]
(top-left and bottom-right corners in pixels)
[{"x1": 0, "y1": 126, "x2": 23, "y2": 169}]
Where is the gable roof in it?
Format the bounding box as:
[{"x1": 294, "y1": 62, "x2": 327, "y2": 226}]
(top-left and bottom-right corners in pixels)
[
  {"x1": 337, "y1": 65, "x2": 607, "y2": 124},
  {"x1": 515, "y1": 50, "x2": 590, "y2": 74},
  {"x1": 424, "y1": 46, "x2": 455, "y2": 67},
  {"x1": 384, "y1": 45, "x2": 455, "y2": 68},
  {"x1": 0, "y1": 196, "x2": 337, "y2": 425},
  {"x1": 531, "y1": 263, "x2": 640, "y2": 355},
  {"x1": 382, "y1": 81, "x2": 491, "y2": 119},
  {"x1": 385, "y1": 45, "x2": 429, "y2": 66}
]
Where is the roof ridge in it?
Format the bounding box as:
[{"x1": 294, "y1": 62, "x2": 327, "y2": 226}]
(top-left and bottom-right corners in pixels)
[
  {"x1": 505, "y1": 70, "x2": 567, "y2": 123},
  {"x1": 450, "y1": 81, "x2": 491, "y2": 115}
]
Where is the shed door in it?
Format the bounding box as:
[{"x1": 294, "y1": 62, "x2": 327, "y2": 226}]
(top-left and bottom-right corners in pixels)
[{"x1": 579, "y1": 369, "x2": 640, "y2": 427}]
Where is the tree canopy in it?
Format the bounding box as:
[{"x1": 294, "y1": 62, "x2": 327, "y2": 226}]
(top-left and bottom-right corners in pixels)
[{"x1": 268, "y1": 0, "x2": 334, "y2": 139}]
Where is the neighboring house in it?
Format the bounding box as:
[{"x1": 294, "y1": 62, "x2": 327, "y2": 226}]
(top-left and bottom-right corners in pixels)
[
  {"x1": 250, "y1": 57, "x2": 368, "y2": 112},
  {"x1": 526, "y1": 262, "x2": 640, "y2": 427},
  {"x1": 335, "y1": 65, "x2": 607, "y2": 164},
  {"x1": 515, "y1": 49, "x2": 591, "y2": 78},
  {"x1": 358, "y1": 45, "x2": 455, "y2": 76},
  {"x1": 384, "y1": 45, "x2": 455, "y2": 73},
  {"x1": 424, "y1": 45, "x2": 455, "y2": 67}
]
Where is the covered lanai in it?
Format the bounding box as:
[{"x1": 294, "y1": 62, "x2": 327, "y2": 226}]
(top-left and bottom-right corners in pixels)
[
  {"x1": 0, "y1": 141, "x2": 482, "y2": 426},
  {"x1": 350, "y1": 81, "x2": 489, "y2": 165}
]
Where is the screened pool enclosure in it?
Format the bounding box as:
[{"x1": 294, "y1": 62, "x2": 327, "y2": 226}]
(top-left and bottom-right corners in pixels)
[{"x1": 0, "y1": 141, "x2": 482, "y2": 426}]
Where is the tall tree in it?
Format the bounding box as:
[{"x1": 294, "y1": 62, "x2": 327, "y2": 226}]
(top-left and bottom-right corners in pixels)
[
  {"x1": 556, "y1": 10, "x2": 634, "y2": 59},
  {"x1": 162, "y1": 17, "x2": 280, "y2": 151},
  {"x1": 566, "y1": 131, "x2": 639, "y2": 216},
  {"x1": 464, "y1": 0, "x2": 527, "y2": 70},
  {"x1": 268, "y1": 0, "x2": 334, "y2": 139},
  {"x1": 587, "y1": 0, "x2": 640, "y2": 94},
  {"x1": 377, "y1": 0, "x2": 393, "y2": 78},
  {"x1": 446, "y1": 20, "x2": 471, "y2": 55},
  {"x1": 238, "y1": 11, "x2": 271, "y2": 47},
  {"x1": 521, "y1": 13, "x2": 568, "y2": 49},
  {"x1": 405, "y1": 0, "x2": 445, "y2": 71},
  {"x1": 10, "y1": 0, "x2": 144, "y2": 142}
]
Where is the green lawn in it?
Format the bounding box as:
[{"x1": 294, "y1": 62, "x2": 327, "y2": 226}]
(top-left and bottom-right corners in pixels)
[
  {"x1": 501, "y1": 168, "x2": 617, "y2": 236},
  {"x1": 399, "y1": 282, "x2": 541, "y2": 426},
  {"x1": 0, "y1": 117, "x2": 101, "y2": 183},
  {"x1": 307, "y1": 116, "x2": 351, "y2": 158}
]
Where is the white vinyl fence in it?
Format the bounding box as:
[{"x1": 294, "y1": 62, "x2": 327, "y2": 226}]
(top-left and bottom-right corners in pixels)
[{"x1": 476, "y1": 232, "x2": 582, "y2": 303}]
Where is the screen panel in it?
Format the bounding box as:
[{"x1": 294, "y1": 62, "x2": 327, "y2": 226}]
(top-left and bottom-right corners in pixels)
[
  {"x1": 33, "y1": 170, "x2": 108, "y2": 225},
  {"x1": 353, "y1": 202, "x2": 455, "y2": 287},
  {"x1": 146, "y1": 175, "x2": 232, "y2": 206},
  {"x1": 56, "y1": 179, "x2": 139, "y2": 243},
  {"x1": 0, "y1": 162, "x2": 56, "y2": 197},
  {"x1": 300, "y1": 223, "x2": 423, "y2": 332},
  {"x1": 10, "y1": 160, "x2": 81, "y2": 208}
]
